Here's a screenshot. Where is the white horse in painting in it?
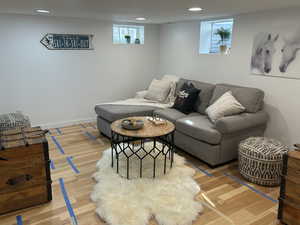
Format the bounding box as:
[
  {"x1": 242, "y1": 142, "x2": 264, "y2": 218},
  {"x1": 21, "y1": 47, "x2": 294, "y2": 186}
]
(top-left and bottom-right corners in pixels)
[
  {"x1": 279, "y1": 30, "x2": 300, "y2": 73},
  {"x1": 251, "y1": 34, "x2": 279, "y2": 74}
]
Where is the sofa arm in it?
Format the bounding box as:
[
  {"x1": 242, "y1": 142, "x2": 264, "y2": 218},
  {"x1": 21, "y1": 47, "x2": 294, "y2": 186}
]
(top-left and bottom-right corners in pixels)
[{"x1": 215, "y1": 111, "x2": 269, "y2": 134}]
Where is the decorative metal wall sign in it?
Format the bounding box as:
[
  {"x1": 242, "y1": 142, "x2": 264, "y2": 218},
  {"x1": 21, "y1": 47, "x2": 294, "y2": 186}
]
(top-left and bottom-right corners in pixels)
[{"x1": 41, "y1": 33, "x2": 94, "y2": 50}]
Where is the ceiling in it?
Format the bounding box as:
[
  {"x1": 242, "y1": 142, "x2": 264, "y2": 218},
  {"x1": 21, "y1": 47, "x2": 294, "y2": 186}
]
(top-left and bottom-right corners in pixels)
[{"x1": 1, "y1": 0, "x2": 300, "y2": 24}]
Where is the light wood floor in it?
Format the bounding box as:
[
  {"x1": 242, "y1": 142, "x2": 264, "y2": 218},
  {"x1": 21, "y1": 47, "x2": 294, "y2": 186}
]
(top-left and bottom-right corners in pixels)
[{"x1": 0, "y1": 123, "x2": 282, "y2": 225}]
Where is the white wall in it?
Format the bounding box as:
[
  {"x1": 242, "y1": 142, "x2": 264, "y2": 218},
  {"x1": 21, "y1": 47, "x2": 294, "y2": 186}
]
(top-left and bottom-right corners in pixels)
[
  {"x1": 2, "y1": 9, "x2": 300, "y2": 145},
  {"x1": 159, "y1": 8, "x2": 300, "y2": 145},
  {"x1": 0, "y1": 14, "x2": 160, "y2": 127}
]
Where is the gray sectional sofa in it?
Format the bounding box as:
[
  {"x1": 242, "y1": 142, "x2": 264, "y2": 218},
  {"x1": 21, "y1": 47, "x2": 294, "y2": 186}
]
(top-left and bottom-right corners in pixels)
[{"x1": 95, "y1": 78, "x2": 268, "y2": 167}]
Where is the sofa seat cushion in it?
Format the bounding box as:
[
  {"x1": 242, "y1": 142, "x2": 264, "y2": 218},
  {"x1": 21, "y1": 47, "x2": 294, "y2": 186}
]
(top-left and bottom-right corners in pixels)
[
  {"x1": 154, "y1": 108, "x2": 187, "y2": 123},
  {"x1": 95, "y1": 104, "x2": 157, "y2": 122},
  {"x1": 176, "y1": 114, "x2": 222, "y2": 145}
]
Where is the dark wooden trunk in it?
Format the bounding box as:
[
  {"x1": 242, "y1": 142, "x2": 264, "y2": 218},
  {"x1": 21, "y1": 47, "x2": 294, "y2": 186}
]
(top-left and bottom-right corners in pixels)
[
  {"x1": 0, "y1": 127, "x2": 52, "y2": 215},
  {"x1": 278, "y1": 151, "x2": 300, "y2": 225}
]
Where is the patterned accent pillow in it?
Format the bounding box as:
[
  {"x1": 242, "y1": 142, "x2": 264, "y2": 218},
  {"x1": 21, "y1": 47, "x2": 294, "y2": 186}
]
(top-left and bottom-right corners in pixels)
[
  {"x1": 162, "y1": 75, "x2": 180, "y2": 104},
  {"x1": 206, "y1": 91, "x2": 245, "y2": 123},
  {"x1": 164, "y1": 81, "x2": 177, "y2": 104},
  {"x1": 172, "y1": 83, "x2": 201, "y2": 114}
]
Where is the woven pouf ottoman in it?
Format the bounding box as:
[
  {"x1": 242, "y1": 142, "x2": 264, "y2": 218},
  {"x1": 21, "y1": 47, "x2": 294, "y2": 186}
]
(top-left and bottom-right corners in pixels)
[{"x1": 239, "y1": 137, "x2": 288, "y2": 186}]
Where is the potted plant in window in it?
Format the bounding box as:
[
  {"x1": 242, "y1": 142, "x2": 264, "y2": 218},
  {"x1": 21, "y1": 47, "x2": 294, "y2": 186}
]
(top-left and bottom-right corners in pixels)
[
  {"x1": 215, "y1": 27, "x2": 231, "y2": 54},
  {"x1": 124, "y1": 35, "x2": 131, "y2": 44}
]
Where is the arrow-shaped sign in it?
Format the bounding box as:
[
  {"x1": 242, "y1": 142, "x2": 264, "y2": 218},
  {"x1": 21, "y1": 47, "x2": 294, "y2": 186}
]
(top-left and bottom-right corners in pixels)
[{"x1": 41, "y1": 33, "x2": 94, "y2": 50}]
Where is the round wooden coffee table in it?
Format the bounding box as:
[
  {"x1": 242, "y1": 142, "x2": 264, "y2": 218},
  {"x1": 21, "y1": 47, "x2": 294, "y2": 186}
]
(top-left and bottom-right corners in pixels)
[{"x1": 110, "y1": 116, "x2": 175, "y2": 179}]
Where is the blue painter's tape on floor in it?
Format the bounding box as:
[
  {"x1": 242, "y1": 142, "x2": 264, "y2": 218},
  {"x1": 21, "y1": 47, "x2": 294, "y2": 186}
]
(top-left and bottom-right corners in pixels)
[
  {"x1": 224, "y1": 173, "x2": 278, "y2": 203},
  {"x1": 85, "y1": 131, "x2": 97, "y2": 141},
  {"x1": 16, "y1": 215, "x2": 23, "y2": 225},
  {"x1": 56, "y1": 128, "x2": 62, "y2": 135},
  {"x1": 66, "y1": 156, "x2": 80, "y2": 174},
  {"x1": 59, "y1": 178, "x2": 78, "y2": 225},
  {"x1": 196, "y1": 166, "x2": 214, "y2": 177},
  {"x1": 50, "y1": 160, "x2": 55, "y2": 170},
  {"x1": 51, "y1": 136, "x2": 65, "y2": 154}
]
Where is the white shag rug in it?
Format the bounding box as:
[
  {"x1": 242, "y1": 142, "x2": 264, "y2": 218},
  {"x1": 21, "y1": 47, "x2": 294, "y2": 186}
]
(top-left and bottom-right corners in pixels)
[{"x1": 91, "y1": 142, "x2": 202, "y2": 225}]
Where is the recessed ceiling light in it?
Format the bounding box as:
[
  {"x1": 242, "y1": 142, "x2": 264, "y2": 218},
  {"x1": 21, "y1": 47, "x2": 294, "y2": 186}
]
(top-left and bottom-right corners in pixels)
[
  {"x1": 136, "y1": 17, "x2": 146, "y2": 21},
  {"x1": 36, "y1": 9, "x2": 50, "y2": 14},
  {"x1": 188, "y1": 7, "x2": 203, "y2": 12}
]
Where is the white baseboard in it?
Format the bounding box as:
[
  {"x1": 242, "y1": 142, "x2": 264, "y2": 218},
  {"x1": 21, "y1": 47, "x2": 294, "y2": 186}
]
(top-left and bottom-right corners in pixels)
[{"x1": 37, "y1": 117, "x2": 96, "y2": 129}]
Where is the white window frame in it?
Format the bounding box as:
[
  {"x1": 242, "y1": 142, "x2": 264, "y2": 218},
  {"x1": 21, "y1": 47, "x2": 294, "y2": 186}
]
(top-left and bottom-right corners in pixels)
[
  {"x1": 113, "y1": 24, "x2": 144, "y2": 45},
  {"x1": 199, "y1": 18, "x2": 234, "y2": 54}
]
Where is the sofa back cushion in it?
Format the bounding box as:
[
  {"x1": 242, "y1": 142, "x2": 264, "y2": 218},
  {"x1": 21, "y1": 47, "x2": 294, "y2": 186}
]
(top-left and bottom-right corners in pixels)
[
  {"x1": 176, "y1": 79, "x2": 215, "y2": 114},
  {"x1": 209, "y1": 83, "x2": 264, "y2": 113}
]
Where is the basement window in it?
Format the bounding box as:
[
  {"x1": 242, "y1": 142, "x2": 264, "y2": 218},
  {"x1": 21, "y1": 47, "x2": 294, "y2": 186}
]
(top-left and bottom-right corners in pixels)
[
  {"x1": 199, "y1": 18, "x2": 234, "y2": 54},
  {"x1": 113, "y1": 24, "x2": 144, "y2": 44}
]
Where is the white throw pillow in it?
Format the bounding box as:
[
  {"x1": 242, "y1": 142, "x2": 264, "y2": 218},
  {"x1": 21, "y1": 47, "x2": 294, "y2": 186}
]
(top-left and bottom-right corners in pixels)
[
  {"x1": 145, "y1": 79, "x2": 172, "y2": 102},
  {"x1": 206, "y1": 91, "x2": 246, "y2": 123}
]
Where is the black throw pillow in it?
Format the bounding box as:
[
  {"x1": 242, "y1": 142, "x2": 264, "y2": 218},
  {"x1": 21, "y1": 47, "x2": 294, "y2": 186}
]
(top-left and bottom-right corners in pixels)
[{"x1": 172, "y1": 82, "x2": 201, "y2": 114}]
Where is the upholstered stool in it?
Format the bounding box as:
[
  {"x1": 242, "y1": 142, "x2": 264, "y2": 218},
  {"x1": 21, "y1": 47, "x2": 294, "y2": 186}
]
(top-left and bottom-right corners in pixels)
[
  {"x1": 0, "y1": 112, "x2": 31, "y2": 131},
  {"x1": 239, "y1": 137, "x2": 288, "y2": 186}
]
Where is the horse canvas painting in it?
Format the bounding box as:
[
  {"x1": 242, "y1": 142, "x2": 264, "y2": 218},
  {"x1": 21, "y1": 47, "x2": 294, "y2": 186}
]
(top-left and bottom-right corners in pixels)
[
  {"x1": 279, "y1": 30, "x2": 300, "y2": 73},
  {"x1": 251, "y1": 33, "x2": 279, "y2": 75},
  {"x1": 251, "y1": 30, "x2": 300, "y2": 79}
]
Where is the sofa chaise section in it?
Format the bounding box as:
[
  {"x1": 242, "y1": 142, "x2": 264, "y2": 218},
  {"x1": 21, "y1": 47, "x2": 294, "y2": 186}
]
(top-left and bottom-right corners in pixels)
[{"x1": 95, "y1": 104, "x2": 159, "y2": 137}]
